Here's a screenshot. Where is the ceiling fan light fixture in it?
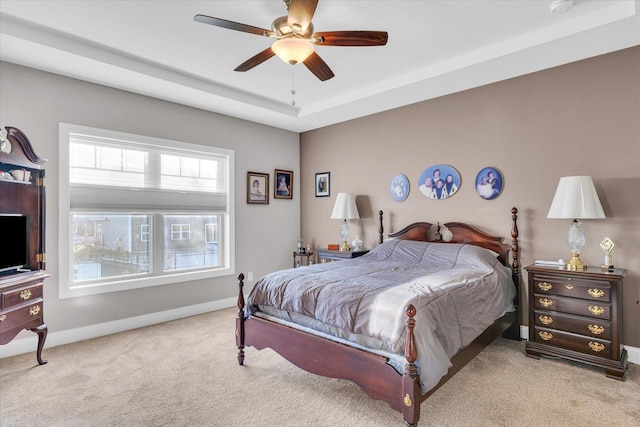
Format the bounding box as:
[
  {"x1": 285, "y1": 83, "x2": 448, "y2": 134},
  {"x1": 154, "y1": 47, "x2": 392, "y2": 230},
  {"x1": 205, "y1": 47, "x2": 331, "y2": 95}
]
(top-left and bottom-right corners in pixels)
[{"x1": 272, "y1": 38, "x2": 314, "y2": 65}]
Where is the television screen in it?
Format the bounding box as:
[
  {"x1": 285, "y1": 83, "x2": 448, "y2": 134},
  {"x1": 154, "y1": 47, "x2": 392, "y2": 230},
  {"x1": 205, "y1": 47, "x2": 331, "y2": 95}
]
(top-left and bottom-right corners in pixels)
[{"x1": 0, "y1": 215, "x2": 28, "y2": 272}]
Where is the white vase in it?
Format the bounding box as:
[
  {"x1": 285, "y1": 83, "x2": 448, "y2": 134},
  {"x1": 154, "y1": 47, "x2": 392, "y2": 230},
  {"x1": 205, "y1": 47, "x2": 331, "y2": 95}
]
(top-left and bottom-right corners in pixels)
[{"x1": 352, "y1": 236, "x2": 363, "y2": 252}]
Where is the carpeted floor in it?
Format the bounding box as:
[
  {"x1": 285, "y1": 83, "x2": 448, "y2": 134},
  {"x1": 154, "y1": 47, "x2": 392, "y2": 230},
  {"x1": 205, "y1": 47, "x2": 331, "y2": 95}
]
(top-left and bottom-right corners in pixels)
[{"x1": 1, "y1": 308, "x2": 638, "y2": 426}]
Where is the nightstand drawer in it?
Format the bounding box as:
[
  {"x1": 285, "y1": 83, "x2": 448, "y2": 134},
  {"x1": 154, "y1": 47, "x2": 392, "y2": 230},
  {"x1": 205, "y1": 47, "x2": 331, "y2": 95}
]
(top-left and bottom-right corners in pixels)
[
  {"x1": 1, "y1": 283, "x2": 43, "y2": 309},
  {"x1": 533, "y1": 310, "x2": 612, "y2": 340},
  {"x1": 531, "y1": 274, "x2": 610, "y2": 302},
  {"x1": 534, "y1": 294, "x2": 611, "y2": 320},
  {"x1": 0, "y1": 299, "x2": 44, "y2": 333},
  {"x1": 533, "y1": 327, "x2": 612, "y2": 358}
]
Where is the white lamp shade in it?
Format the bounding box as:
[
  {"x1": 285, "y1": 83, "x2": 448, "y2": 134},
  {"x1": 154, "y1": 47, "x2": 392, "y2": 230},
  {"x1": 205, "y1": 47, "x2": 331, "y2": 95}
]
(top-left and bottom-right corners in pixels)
[
  {"x1": 331, "y1": 193, "x2": 360, "y2": 220},
  {"x1": 271, "y1": 38, "x2": 314, "y2": 64},
  {"x1": 547, "y1": 176, "x2": 606, "y2": 219}
]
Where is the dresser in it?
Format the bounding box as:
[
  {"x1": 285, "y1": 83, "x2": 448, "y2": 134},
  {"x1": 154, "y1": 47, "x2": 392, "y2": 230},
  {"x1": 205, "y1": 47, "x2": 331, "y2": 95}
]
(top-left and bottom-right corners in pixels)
[
  {"x1": 0, "y1": 270, "x2": 48, "y2": 364},
  {"x1": 525, "y1": 265, "x2": 626, "y2": 380},
  {"x1": 316, "y1": 249, "x2": 369, "y2": 263},
  {"x1": 0, "y1": 127, "x2": 48, "y2": 365}
]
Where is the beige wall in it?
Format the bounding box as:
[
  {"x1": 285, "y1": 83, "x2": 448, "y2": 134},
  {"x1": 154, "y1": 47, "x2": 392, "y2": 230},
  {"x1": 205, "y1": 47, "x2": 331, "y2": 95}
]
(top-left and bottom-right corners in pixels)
[
  {"x1": 300, "y1": 46, "x2": 640, "y2": 347},
  {"x1": 0, "y1": 61, "x2": 300, "y2": 333}
]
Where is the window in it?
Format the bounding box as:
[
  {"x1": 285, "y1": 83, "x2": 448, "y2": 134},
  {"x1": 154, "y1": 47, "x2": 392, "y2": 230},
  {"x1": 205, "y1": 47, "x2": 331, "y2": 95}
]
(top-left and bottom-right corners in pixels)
[
  {"x1": 170, "y1": 224, "x2": 191, "y2": 241},
  {"x1": 59, "y1": 123, "x2": 235, "y2": 298}
]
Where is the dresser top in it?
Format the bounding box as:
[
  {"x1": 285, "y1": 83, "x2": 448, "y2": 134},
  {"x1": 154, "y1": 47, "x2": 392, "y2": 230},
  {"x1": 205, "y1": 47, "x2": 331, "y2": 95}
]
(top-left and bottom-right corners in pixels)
[{"x1": 525, "y1": 264, "x2": 626, "y2": 278}]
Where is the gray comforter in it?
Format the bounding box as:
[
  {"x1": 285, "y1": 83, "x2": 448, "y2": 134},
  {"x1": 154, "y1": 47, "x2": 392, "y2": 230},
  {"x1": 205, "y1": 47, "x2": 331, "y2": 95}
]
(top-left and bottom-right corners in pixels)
[{"x1": 248, "y1": 239, "x2": 516, "y2": 390}]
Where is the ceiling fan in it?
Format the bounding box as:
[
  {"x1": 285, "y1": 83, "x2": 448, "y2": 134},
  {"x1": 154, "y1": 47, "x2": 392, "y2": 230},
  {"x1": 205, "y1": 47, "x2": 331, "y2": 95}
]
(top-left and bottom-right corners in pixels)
[{"x1": 194, "y1": 0, "x2": 388, "y2": 81}]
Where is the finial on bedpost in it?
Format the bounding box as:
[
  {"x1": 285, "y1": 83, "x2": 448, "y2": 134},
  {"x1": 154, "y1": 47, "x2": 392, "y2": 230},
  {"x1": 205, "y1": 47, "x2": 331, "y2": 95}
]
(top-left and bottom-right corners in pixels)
[
  {"x1": 236, "y1": 273, "x2": 246, "y2": 365},
  {"x1": 379, "y1": 210, "x2": 384, "y2": 244},
  {"x1": 404, "y1": 305, "x2": 418, "y2": 378}
]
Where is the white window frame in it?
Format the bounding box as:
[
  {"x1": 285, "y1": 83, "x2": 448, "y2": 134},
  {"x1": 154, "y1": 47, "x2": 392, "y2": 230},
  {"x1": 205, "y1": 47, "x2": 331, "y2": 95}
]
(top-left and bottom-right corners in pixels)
[
  {"x1": 140, "y1": 224, "x2": 150, "y2": 242},
  {"x1": 59, "y1": 123, "x2": 235, "y2": 298},
  {"x1": 170, "y1": 224, "x2": 191, "y2": 241},
  {"x1": 204, "y1": 223, "x2": 218, "y2": 244}
]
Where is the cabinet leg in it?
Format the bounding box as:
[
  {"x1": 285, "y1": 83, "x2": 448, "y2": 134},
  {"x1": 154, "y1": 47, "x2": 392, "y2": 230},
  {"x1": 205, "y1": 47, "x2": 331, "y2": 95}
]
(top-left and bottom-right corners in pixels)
[{"x1": 29, "y1": 324, "x2": 48, "y2": 365}]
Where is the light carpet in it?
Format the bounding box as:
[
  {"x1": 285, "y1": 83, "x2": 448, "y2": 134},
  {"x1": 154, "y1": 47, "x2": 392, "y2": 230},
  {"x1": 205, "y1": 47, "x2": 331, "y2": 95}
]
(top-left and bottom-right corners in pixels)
[{"x1": 1, "y1": 308, "x2": 638, "y2": 426}]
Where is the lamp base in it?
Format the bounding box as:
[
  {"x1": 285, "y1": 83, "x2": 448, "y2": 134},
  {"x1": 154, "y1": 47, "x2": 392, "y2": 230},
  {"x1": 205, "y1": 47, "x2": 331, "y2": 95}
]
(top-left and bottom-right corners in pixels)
[
  {"x1": 339, "y1": 241, "x2": 350, "y2": 252},
  {"x1": 565, "y1": 253, "x2": 587, "y2": 271}
]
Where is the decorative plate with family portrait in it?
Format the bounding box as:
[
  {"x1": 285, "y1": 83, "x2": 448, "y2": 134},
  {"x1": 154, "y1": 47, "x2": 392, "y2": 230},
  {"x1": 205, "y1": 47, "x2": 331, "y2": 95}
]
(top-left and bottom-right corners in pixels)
[
  {"x1": 390, "y1": 174, "x2": 409, "y2": 202},
  {"x1": 475, "y1": 167, "x2": 503, "y2": 200},
  {"x1": 418, "y1": 164, "x2": 461, "y2": 200}
]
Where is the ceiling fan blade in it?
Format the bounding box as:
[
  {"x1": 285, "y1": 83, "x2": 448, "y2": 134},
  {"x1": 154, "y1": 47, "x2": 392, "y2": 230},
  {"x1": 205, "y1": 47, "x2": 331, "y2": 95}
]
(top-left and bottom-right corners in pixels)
[
  {"x1": 313, "y1": 31, "x2": 388, "y2": 46},
  {"x1": 194, "y1": 14, "x2": 275, "y2": 38},
  {"x1": 303, "y1": 52, "x2": 334, "y2": 81},
  {"x1": 287, "y1": 0, "x2": 318, "y2": 34},
  {"x1": 234, "y1": 47, "x2": 276, "y2": 72}
]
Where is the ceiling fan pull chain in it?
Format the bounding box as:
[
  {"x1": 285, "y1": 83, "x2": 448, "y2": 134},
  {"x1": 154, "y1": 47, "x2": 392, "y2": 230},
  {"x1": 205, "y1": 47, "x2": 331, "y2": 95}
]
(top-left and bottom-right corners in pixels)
[{"x1": 291, "y1": 68, "x2": 296, "y2": 106}]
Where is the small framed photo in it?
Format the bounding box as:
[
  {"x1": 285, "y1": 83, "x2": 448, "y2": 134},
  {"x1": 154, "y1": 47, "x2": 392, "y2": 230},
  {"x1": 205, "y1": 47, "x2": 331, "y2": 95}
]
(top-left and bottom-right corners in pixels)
[
  {"x1": 475, "y1": 167, "x2": 503, "y2": 200},
  {"x1": 390, "y1": 173, "x2": 409, "y2": 202},
  {"x1": 274, "y1": 169, "x2": 293, "y2": 199},
  {"x1": 315, "y1": 172, "x2": 330, "y2": 197},
  {"x1": 247, "y1": 171, "x2": 269, "y2": 204}
]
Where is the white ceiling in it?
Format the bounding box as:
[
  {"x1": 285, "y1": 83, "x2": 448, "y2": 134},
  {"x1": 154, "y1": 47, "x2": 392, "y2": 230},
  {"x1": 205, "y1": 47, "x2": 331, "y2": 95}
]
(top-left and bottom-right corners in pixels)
[{"x1": 1, "y1": 1, "x2": 638, "y2": 133}]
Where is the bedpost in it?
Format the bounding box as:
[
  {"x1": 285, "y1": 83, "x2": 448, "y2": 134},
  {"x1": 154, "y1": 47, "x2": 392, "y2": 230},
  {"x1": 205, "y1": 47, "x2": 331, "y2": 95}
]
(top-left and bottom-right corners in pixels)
[
  {"x1": 502, "y1": 207, "x2": 521, "y2": 341},
  {"x1": 236, "y1": 273, "x2": 246, "y2": 366},
  {"x1": 402, "y1": 305, "x2": 421, "y2": 427},
  {"x1": 511, "y1": 207, "x2": 520, "y2": 280},
  {"x1": 378, "y1": 210, "x2": 384, "y2": 244}
]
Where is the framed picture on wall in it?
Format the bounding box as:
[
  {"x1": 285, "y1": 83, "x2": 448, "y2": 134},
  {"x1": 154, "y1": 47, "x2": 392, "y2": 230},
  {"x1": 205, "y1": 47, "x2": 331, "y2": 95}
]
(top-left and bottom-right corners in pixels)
[
  {"x1": 274, "y1": 169, "x2": 293, "y2": 199},
  {"x1": 418, "y1": 164, "x2": 461, "y2": 200},
  {"x1": 475, "y1": 166, "x2": 503, "y2": 200},
  {"x1": 315, "y1": 172, "x2": 330, "y2": 197},
  {"x1": 390, "y1": 173, "x2": 409, "y2": 202},
  {"x1": 247, "y1": 171, "x2": 269, "y2": 204}
]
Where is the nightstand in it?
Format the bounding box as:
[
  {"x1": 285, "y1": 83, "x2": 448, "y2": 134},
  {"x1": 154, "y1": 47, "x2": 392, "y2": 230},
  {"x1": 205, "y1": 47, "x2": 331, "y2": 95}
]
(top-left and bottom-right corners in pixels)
[
  {"x1": 525, "y1": 265, "x2": 627, "y2": 380},
  {"x1": 292, "y1": 251, "x2": 314, "y2": 268},
  {"x1": 316, "y1": 249, "x2": 369, "y2": 263}
]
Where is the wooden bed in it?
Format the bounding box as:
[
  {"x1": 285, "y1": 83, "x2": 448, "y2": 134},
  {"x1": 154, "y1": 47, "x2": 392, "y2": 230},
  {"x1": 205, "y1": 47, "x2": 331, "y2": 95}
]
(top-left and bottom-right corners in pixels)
[{"x1": 235, "y1": 207, "x2": 520, "y2": 426}]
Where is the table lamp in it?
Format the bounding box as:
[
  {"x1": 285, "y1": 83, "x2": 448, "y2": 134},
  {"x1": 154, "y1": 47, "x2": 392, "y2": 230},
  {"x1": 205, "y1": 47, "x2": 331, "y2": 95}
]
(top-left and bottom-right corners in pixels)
[
  {"x1": 547, "y1": 176, "x2": 606, "y2": 271},
  {"x1": 331, "y1": 193, "x2": 360, "y2": 251}
]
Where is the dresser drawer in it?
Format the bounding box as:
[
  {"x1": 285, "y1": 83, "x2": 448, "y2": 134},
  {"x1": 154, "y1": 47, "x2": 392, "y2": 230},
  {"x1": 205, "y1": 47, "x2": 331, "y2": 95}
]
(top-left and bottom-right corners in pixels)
[
  {"x1": 531, "y1": 274, "x2": 610, "y2": 302},
  {"x1": 533, "y1": 294, "x2": 611, "y2": 320},
  {"x1": 533, "y1": 310, "x2": 612, "y2": 340},
  {"x1": 0, "y1": 299, "x2": 44, "y2": 332},
  {"x1": 1, "y1": 283, "x2": 43, "y2": 309},
  {"x1": 533, "y1": 326, "x2": 612, "y2": 358}
]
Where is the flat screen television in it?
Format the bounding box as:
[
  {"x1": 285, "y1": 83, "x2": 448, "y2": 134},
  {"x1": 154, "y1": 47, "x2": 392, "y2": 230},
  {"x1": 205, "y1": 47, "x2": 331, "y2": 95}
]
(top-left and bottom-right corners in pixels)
[{"x1": 0, "y1": 214, "x2": 29, "y2": 273}]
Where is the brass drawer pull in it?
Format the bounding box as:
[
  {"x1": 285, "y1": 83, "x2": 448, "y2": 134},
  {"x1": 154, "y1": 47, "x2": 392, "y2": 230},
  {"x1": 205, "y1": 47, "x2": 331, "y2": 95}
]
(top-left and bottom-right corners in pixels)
[
  {"x1": 20, "y1": 289, "x2": 32, "y2": 300},
  {"x1": 588, "y1": 306, "x2": 605, "y2": 316},
  {"x1": 539, "y1": 298, "x2": 553, "y2": 308},
  {"x1": 588, "y1": 288, "x2": 605, "y2": 299},
  {"x1": 537, "y1": 282, "x2": 552, "y2": 292},
  {"x1": 588, "y1": 342, "x2": 605, "y2": 352},
  {"x1": 539, "y1": 331, "x2": 553, "y2": 341},
  {"x1": 565, "y1": 284, "x2": 574, "y2": 290},
  {"x1": 588, "y1": 324, "x2": 605, "y2": 335},
  {"x1": 539, "y1": 315, "x2": 554, "y2": 325},
  {"x1": 0, "y1": 314, "x2": 6, "y2": 322},
  {"x1": 29, "y1": 305, "x2": 41, "y2": 316}
]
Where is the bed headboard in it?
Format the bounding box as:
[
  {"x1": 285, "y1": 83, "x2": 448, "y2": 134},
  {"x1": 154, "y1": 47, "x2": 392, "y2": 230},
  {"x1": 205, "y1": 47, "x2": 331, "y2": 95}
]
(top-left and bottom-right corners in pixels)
[{"x1": 380, "y1": 207, "x2": 520, "y2": 275}]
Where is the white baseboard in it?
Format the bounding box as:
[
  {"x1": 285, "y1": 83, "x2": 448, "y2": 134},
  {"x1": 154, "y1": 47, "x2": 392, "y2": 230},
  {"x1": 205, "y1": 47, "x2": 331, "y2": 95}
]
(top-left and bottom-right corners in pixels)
[
  {"x1": 520, "y1": 326, "x2": 639, "y2": 365},
  {"x1": 0, "y1": 297, "x2": 238, "y2": 359}
]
